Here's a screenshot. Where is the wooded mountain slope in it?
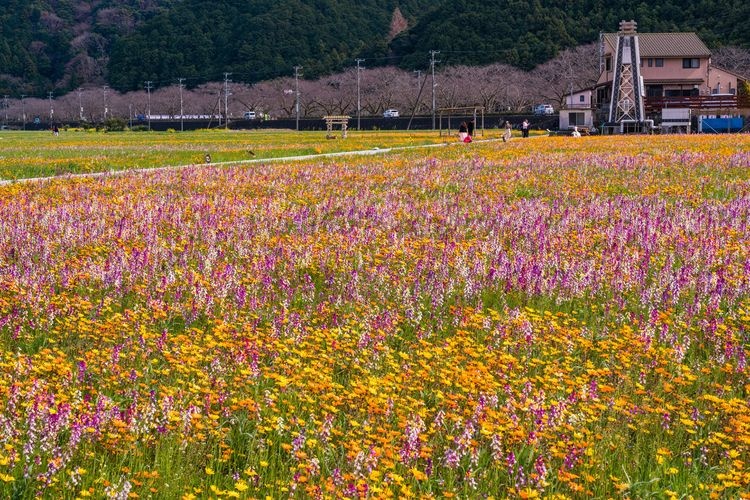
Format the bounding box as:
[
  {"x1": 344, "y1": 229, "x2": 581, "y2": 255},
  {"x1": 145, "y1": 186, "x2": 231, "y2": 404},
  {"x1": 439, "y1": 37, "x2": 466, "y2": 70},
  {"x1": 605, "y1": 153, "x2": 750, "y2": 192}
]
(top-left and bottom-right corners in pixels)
[{"x1": 1, "y1": 0, "x2": 747, "y2": 95}]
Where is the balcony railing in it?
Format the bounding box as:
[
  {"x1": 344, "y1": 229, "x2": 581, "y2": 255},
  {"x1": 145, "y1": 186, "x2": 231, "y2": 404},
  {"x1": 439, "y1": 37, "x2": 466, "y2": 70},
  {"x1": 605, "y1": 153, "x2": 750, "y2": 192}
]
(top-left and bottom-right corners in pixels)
[
  {"x1": 561, "y1": 103, "x2": 593, "y2": 110},
  {"x1": 645, "y1": 95, "x2": 750, "y2": 112}
]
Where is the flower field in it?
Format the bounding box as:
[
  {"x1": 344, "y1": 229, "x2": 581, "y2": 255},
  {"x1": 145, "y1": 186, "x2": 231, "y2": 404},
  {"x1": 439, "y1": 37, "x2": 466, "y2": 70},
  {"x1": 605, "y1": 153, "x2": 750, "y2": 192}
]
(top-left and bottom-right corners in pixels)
[
  {"x1": 0, "y1": 129, "x2": 453, "y2": 181},
  {"x1": 1, "y1": 134, "x2": 749, "y2": 498}
]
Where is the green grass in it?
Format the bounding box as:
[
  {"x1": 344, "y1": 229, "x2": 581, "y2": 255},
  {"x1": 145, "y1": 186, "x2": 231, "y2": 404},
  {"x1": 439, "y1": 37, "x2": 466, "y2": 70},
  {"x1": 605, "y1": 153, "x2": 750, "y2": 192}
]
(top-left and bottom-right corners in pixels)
[{"x1": 0, "y1": 129, "x2": 457, "y2": 181}]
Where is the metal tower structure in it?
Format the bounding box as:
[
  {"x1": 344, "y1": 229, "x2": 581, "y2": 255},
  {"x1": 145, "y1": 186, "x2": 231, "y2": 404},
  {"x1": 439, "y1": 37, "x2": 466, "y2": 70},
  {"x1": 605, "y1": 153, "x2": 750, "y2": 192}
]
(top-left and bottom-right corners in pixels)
[{"x1": 607, "y1": 20, "x2": 649, "y2": 133}]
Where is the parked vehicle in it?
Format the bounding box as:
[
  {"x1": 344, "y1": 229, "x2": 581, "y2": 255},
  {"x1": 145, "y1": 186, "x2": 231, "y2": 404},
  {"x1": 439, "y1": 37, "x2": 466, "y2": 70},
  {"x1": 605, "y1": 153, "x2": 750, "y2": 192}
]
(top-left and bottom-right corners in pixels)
[
  {"x1": 383, "y1": 109, "x2": 399, "y2": 118},
  {"x1": 533, "y1": 104, "x2": 555, "y2": 115},
  {"x1": 243, "y1": 111, "x2": 256, "y2": 120}
]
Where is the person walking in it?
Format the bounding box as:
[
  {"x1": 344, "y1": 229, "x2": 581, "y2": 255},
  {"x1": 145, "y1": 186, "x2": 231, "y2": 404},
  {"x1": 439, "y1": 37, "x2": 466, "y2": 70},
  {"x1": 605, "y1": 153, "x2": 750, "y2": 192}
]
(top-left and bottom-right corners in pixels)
[
  {"x1": 503, "y1": 120, "x2": 512, "y2": 142},
  {"x1": 521, "y1": 119, "x2": 529, "y2": 138}
]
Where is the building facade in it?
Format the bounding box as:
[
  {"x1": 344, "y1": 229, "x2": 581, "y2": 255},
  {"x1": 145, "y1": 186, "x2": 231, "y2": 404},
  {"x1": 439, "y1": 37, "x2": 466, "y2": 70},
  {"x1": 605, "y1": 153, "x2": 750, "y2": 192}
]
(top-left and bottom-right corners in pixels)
[{"x1": 560, "y1": 28, "x2": 749, "y2": 132}]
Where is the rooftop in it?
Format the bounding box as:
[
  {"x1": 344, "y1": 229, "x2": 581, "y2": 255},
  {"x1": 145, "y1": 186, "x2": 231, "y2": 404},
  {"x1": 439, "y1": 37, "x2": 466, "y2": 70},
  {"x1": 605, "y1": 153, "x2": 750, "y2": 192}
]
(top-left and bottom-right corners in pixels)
[{"x1": 603, "y1": 32, "x2": 712, "y2": 58}]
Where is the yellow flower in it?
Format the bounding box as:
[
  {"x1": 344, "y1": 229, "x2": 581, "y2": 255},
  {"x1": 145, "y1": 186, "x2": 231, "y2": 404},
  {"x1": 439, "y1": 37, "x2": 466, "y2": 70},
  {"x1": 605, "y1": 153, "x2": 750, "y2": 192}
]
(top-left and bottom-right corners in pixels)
[{"x1": 410, "y1": 467, "x2": 427, "y2": 481}]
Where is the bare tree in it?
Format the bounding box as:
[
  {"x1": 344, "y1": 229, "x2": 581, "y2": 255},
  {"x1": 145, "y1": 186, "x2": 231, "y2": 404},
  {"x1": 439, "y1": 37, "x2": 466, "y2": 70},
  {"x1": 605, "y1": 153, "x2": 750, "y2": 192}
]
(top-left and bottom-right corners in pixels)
[
  {"x1": 529, "y1": 43, "x2": 599, "y2": 109},
  {"x1": 308, "y1": 70, "x2": 356, "y2": 116},
  {"x1": 712, "y1": 46, "x2": 750, "y2": 78},
  {"x1": 360, "y1": 67, "x2": 410, "y2": 115},
  {"x1": 232, "y1": 83, "x2": 268, "y2": 116}
]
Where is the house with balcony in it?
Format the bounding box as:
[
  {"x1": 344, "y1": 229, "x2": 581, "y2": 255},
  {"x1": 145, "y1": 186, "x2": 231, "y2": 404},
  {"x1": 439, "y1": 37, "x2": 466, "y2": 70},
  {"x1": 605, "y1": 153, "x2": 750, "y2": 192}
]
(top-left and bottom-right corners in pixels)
[{"x1": 560, "y1": 29, "x2": 749, "y2": 132}]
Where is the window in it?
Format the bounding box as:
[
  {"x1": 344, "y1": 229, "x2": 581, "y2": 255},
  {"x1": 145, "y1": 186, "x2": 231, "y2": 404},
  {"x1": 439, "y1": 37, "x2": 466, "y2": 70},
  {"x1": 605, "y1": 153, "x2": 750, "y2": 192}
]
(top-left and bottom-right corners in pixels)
[
  {"x1": 605, "y1": 56, "x2": 612, "y2": 72},
  {"x1": 655, "y1": 58, "x2": 664, "y2": 67},
  {"x1": 569, "y1": 112, "x2": 585, "y2": 126},
  {"x1": 579, "y1": 95, "x2": 585, "y2": 103},
  {"x1": 666, "y1": 89, "x2": 695, "y2": 97},
  {"x1": 646, "y1": 85, "x2": 663, "y2": 97},
  {"x1": 682, "y1": 58, "x2": 700, "y2": 69},
  {"x1": 647, "y1": 58, "x2": 653, "y2": 67}
]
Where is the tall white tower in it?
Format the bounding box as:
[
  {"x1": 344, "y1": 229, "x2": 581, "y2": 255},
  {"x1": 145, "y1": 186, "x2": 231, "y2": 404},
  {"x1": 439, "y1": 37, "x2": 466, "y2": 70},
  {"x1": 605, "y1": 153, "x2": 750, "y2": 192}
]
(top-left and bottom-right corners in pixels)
[{"x1": 608, "y1": 20, "x2": 647, "y2": 132}]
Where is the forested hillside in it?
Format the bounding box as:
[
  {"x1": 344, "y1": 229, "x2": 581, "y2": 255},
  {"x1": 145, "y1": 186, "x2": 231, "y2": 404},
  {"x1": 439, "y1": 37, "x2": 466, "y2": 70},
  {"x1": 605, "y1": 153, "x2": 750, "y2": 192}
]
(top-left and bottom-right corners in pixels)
[
  {"x1": 1, "y1": 0, "x2": 748, "y2": 96},
  {"x1": 392, "y1": 0, "x2": 750, "y2": 70},
  {"x1": 106, "y1": 0, "x2": 435, "y2": 91}
]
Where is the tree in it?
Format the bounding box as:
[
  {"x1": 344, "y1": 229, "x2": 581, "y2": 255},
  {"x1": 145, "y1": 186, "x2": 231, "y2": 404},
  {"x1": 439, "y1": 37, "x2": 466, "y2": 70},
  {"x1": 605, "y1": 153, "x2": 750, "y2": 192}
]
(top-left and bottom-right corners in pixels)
[
  {"x1": 712, "y1": 46, "x2": 750, "y2": 78},
  {"x1": 529, "y1": 43, "x2": 600, "y2": 109}
]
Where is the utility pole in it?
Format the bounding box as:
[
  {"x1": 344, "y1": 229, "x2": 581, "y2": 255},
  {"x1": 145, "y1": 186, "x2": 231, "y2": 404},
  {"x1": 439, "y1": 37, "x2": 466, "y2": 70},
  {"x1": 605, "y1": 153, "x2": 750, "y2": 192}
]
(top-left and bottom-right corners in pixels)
[
  {"x1": 102, "y1": 85, "x2": 108, "y2": 122},
  {"x1": 77, "y1": 88, "x2": 83, "y2": 122},
  {"x1": 20, "y1": 95, "x2": 26, "y2": 130},
  {"x1": 217, "y1": 90, "x2": 222, "y2": 127},
  {"x1": 430, "y1": 50, "x2": 440, "y2": 130},
  {"x1": 48, "y1": 91, "x2": 54, "y2": 125},
  {"x1": 145, "y1": 81, "x2": 153, "y2": 131},
  {"x1": 223, "y1": 73, "x2": 231, "y2": 129},
  {"x1": 294, "y1": 66, "x2": 302, "y2": 131},
  {"x1": 413, "y1": 70, "x2": 422, "y2": 115},
  {"x1": 2, "y1": 95, "x2": 8, "y2": 127},
  {"x1": 356, "y1": 58, "x2": 364, "y2": 131},
  {"x1": 178, "y1": 78, "x2": 185, "y2": 132}
]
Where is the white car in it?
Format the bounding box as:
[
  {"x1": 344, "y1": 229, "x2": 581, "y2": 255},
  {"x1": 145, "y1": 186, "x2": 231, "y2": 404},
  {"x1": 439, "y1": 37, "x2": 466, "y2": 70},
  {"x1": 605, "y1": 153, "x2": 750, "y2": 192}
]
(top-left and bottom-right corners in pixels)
[
  {"x1": 383, "y1": 109, "x2": 399, "y2": 118},
  {"x1": 533, "y1": 104, "x2": 554, "y2": 115},
  {"x1": 243, "y1": 111, "x2": 256, "y2": 119}
]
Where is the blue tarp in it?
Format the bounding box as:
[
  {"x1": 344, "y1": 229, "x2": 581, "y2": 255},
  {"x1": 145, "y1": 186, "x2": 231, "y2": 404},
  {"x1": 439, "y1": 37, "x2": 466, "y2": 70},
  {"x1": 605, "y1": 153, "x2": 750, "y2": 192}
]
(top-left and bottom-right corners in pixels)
[{"x1": 701, "y1": 117, "x2": 744, "y2": 133}]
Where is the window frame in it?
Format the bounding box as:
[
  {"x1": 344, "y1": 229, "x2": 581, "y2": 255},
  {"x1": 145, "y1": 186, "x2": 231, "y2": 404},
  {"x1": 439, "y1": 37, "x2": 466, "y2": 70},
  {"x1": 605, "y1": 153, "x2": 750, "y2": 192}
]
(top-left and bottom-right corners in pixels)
[{"x1": 682, "y1": 58, "x2": 700, "y2": 69}]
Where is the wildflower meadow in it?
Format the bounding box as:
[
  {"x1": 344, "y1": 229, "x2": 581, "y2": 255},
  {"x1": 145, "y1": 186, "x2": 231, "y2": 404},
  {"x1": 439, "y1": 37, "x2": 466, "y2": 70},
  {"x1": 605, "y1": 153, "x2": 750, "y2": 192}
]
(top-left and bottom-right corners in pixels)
[{"x1": 0, "y1": 132, "x2": 749, "y2": 498}]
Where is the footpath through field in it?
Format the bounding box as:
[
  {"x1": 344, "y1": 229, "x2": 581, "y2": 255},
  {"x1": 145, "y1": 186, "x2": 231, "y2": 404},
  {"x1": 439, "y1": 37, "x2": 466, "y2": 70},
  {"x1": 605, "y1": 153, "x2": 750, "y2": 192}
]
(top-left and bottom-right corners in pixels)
[{"x1": 0, "y1": 137, "x2": 507, "y2": 186}]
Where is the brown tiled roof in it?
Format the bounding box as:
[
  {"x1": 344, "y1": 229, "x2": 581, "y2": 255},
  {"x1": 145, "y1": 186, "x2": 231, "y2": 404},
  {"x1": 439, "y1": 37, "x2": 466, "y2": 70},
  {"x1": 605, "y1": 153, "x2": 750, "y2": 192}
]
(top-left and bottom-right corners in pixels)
[{"x1": 603, "y1": 32, "x2": 711, "y2": 58}]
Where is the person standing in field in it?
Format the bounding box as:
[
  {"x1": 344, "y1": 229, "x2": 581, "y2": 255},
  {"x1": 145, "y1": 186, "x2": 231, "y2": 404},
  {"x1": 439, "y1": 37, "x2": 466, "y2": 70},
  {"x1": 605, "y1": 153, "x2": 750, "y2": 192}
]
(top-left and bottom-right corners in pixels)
[
  {"x1": 521, "y1": 119, "x2": 529, "y2": 138},
  {"x1": 467, "y1": 119, "x2": 475, "y2": 138},
  {"x1": 459, "y1": 121, "x2": 468, "y2": 142}
]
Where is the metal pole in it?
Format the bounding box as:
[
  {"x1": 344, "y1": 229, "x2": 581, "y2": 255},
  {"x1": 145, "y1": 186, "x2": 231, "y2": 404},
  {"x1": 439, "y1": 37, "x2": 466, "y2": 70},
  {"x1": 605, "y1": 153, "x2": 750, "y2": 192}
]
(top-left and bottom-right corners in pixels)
[
  {"x1": 356, "y1": 58, "x2": 364, "y2": 131},
  {"x1": 178, "y1": 78, "x2": 185, "y2": 132},
  {"x1": 224, "y1": 73, "x2": 231, "y2": 130},
  {"x1": 3, "y1": 95, "x2": 7, "y2": 126},
  {"x1": 430, "y1": 50, "x2": 440, "y2": 130},
  {"x1": 77, "y1": 88, "x2": 83, "y2": 121},
  {"x1": 21, "y1": 95, "x2": 26, "y2": 130},
  {"x1": 102, "y1": 86, "x2": 108, "y2": 122},
  {"x1": 48, "y1": 92, "x2": 54, "y2": 125},
  {"x1": 294, "y1": 66, "x2": 302, "y2": 131},
  {"x1": 217, "y1": 91, "x2": 222, "y2": 127},
  {"x1": 145, "y1": 81, "x2": 153, "y2": 131}
]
